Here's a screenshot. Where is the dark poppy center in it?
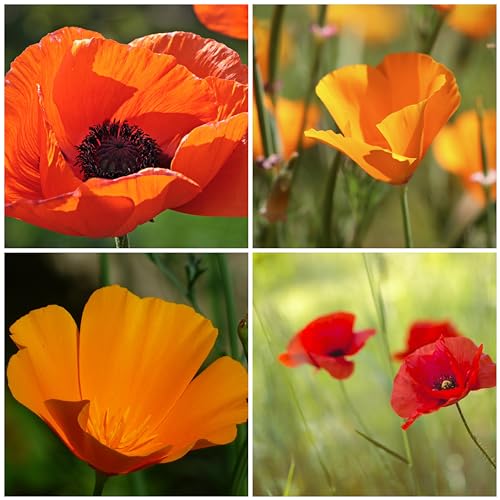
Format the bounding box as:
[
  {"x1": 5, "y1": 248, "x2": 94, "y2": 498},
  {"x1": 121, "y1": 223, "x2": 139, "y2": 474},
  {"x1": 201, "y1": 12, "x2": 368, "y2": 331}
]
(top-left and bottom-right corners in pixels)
[
  {"x1": 76, "y1": 120, "x2": 166, "y2": 181},
  {"x1": 328, "y1": 349, "x2": 345, "y2": 357},
  {"x1": 433, "y1": 374, "x2": 456, "y2": 390}
]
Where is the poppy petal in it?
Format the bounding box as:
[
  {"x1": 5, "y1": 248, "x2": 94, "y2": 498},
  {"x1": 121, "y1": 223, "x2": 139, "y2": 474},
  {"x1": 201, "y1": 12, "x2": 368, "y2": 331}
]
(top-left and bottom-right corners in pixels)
[
  {"x1": 309, "y1": 354, "x2": 354, "y2": 379},
  {"x1": 206, "y1": 76, "x2": 248, "y2": 120},
  {"x1": 305, "y1": 129, "x2": 417, "y2": 184},
  {"x1": 78, "y1": 286, "x2": 218, "y2": 433},
  {"x1": 130, "y1": 31, "x2": 247, "y2": 84},
  {"x1": 278, "y1": 335, "x2": 312, "y2": 367},
  {"x1": 171, "y1": 112, "x2": 247, "y2": 212},
  {"x1": 157, "y1": 356, "x2": 248, "y2": 447},
  {"x1": 346, "y1": 328, "x2": 377, "y2": 356},
  {"x1": 193, "y1": 4, "x2": 248, "y2": 40}
]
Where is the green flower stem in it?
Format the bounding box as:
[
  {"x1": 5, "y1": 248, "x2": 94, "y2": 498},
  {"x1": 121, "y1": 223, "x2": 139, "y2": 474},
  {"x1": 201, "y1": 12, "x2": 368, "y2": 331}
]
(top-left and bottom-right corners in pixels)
[
  {"x1": 399, "y1": 184, "x2": 414, "y2": 248},
  {"x1": 319, "y1": 152, "x2": 341, "y2": 247},
  {"x1": 296, "y1": 5, "x2": 328, "y2": 152},
  {"x1": 268, "y1": 5, "x2": 286, "y2": 105},
  {"x1": 253, "y1": 36, "x2": 274, "y2": 158},
  {"x1": 456, "y1": 402, "x2": 496, "y2": 470},
  {"x1": 99, "y1": 254, "x2": 110, "y2": 286},
  {"x1": 339, "y1": 380, "x2": 369, "y2": 435},
  {"x1": 477, "y1": 102, "x2": 495, "y2": 247},
  {"x1": 92, "y1": 470, "x2": 108, "y2": 496},
  {"x1": 114, "y1": 234, "x2": 129, "y2": 248},
  {"x1": 422, "y1": 8, "x2": 448, "y2": 55}
]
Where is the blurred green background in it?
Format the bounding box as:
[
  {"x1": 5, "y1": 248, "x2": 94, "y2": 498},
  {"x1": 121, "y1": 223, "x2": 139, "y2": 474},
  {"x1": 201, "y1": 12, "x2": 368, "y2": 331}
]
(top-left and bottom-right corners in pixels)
[
  {"x1": 5, "y1": 253, "x2": 248, "y2": 495},
  {"x1": 5, "y1": 5, "x2": 247, "y2": 248},
  {"x1": 253, "y1": 5, "x2": 496, "y2": 247},
  {"x1": 254, "y1": 253, "x2": 496, "y2": 495}
]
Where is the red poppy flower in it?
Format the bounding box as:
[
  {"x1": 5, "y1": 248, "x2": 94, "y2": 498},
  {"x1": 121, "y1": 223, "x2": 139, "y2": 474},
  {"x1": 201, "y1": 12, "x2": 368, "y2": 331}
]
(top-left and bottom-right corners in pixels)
[
  {"x1": 278, "y1": 312, "x2": 376, "y2": 379},
  {"x1": 391, "y1": 336, "x2": 496, "y2": 430},
  {"x1": 393, "y1": 320, "x2": 461, "y2": 361},
  {"x1": 5, "y1": 27, "x2": 248, "y2": 238},
  {"x1": 194, "y1": 5, "x2": 248, "y2": 40}
]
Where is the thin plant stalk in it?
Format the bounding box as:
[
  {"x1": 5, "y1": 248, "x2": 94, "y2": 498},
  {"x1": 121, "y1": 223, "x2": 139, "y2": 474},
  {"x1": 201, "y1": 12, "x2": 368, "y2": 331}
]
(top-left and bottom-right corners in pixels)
[
  {"x1": 99, "y1": 254, "x2": 110, "y2": 286},
  {"x1": 283, "y1": 458, "x2": 296, "y2": 496},
  {"x1": 268, "y1": 5, "x2": 286, "y2": 105},
  {"x1": 363, "y1": 255, "x2": 419, "y2": 494},
  {"x1": 399, "y1": 185, "x2": 414, "y2": 248},
  {"x1": 422, "y1": 8, "x2": 448, "y2": 55},
  {"x1": 92, "y1": 470, "x2": 108, "y2": 496},
  {"x1": 296, "y1": 5, "x2": 328, "y2": 153},
  {"x1": 114, "y1": 234, "x2": 129, "y2": 248},
  {"x1": 339, "y1": 380, "x2": 369, "y2": 435},
  {"x1": 318, "y1": 152, "x2": 341, "y2": 247},
  {"x1": 456, "y1": 402, "x2": 496, "y2": 470},
  {"x1": 476, "y1": 101, "x2": 494, "y2": 247}
]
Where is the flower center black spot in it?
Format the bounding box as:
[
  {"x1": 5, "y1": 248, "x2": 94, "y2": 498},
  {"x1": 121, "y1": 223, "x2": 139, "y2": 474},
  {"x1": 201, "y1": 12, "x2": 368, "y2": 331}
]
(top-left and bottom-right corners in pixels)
[
  {"x1": 433, "y1": 375, "x2": 456, "y2": 390},
  {"x1": 328, "y1": 349, "x2": 345, "y2": 357},
  {"x1": 76, "y1": 120, "x2": 167, "y2": 181}
]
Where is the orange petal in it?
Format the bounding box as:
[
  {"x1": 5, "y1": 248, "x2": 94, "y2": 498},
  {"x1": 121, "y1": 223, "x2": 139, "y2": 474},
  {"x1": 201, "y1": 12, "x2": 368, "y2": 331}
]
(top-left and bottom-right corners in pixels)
[
  {"x1": 305, "y1": 129, "x2": 417, "y2": 184},
  {"x1": 158, "y1": 356, "x2": 248, "y2": 449},
  {"x1": 205, "y1": 76, "x2": 248, "y2": 120},
  {"x1": 7, "y1": 305, "x2": 80, "y2": 431},
  {"x1": 78, "y1": 286, "x2": 218, "y2": 433},
  {"x1": 130, "y1": 31, "x2": 247, "y2": 84},
  {"x1": 446, "y1": 5, "x2": 496, "y2": 38},
  {"x1": 171, "y1": 112, "x2": 248, "y2": 213},
  {"x1": 193, "y1": 5, "x2": 248, "y2": 40}
]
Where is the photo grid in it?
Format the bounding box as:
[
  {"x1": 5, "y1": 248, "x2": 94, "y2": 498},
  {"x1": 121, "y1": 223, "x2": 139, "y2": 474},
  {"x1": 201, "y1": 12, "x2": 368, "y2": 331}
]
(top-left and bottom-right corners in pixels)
[{"x1": 3, "y1": 2, "x2": 497, "y2": 497}]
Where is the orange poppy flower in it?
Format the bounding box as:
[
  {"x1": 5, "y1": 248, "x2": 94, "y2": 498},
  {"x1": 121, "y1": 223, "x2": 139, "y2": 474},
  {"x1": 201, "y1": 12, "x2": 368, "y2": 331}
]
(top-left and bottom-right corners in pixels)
[
  {"x1": 305, "y1": 52, "x2": 461, "y2": 184},
  {"x1": 433, "y1": 109, "x2": 496, "y2": 204},
  {"x1": 325, "y1": 5, "x2": 405, "y2": 44},
  {"x1": 5, "y1": 27, "x2": 248, "y2": 238},
  {"x1": 254, "y1": 97, "x2": 321, "y2": 160},
  {"x1": 7, "y1": 285, "x2": 248, "y2": 475},
  {"x1": 445, "y1": 5, "x2": 496, "y2": 39},
  {"x1": 194, "y1": 5, "x2": 248, "y2": 40}
]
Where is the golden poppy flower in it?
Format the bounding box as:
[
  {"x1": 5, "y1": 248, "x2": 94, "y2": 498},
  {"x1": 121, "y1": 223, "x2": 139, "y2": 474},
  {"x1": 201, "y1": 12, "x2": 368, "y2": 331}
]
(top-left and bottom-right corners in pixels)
[
  {"x1": 325, "y1": 5, "x2": 405, "y2": 44},
  {"x1": 194, "y1": 5, "x2": 248, "y2": 40},
  {"x1": 7, "y1": 285, "x2": 248, "y2": 475},
  {"x1": 445, "y1": 5, "x2": 496, "y2": 39},
  {"x1": 305, "y1": 52, "x2": 461, "y2": 184},
  {"x1": 254, "y1": 97, "x2": 321, "y2": 160},
  {"x1": 433, "y1": 109, "x2": 496, "y2": 204},
  {"x1": 5, "y1": 27, "x2": 248, "y2": 238}
]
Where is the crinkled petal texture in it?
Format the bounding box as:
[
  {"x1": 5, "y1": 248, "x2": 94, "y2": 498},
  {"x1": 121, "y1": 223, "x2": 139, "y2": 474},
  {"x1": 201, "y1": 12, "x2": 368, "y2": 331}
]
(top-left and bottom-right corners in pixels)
[
  {"x1": 194, "y1": 5, "x2": 248, "y2": 40},
  {"x1": 391, "y1": 336, "x2": 495, "y2": 430},
  {"x1": 393, "y1": 320, "x2": 461, "y2": 361},
  {"x1": 278, "y1": 312, "x2": 375, "y2": 380},
  {"x1": 7, "y1": 285, "x2": 248, "y2": 475},
  {"x1": 433, "y1": 109, "x2": 496, "y2": 204},
  {"x1": 5, "y1": 27, "x2": 248, "y2": 238},
  {"x1": 305, "y1": 52, "x2": 461, "y2": 184}
]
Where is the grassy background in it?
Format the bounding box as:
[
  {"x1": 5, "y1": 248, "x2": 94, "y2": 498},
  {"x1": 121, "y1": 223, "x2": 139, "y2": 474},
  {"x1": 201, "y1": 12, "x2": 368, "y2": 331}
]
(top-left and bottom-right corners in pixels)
[
  {"x1": 5, "y1": 5, "x2": 247, "y2": 248},
  {"x1": 5, "y1": 253, "x2": 247, "y2": 495},
  {"x1": 253, "y1": 253, "x2": 496, "y2": 495},
  {"x1": 253, "y1": 5, "x2": 496, "y2": 248}
]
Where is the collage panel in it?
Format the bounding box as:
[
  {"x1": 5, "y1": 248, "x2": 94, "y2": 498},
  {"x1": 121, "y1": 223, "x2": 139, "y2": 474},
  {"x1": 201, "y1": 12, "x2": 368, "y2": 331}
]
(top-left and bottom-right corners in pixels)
[
  {"x1": 253, "y1": 4, "x2": 496, "y2": 248},
  {"x1": 5, "y1": 253, "x2": 248, "y2": 495},
  {"x1": 5, "y1": 4, "x2": 248, "y2": 248},
  {"x1": 254, "y1": 252, "x2": 496, "y2": 495}
]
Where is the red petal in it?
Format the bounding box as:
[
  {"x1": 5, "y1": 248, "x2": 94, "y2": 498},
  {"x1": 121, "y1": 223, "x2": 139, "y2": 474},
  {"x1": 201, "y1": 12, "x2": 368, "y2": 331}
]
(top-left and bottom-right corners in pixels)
[
  {"x1": 310, "y1": 354, "x2": 354, "y2": 379},
  {"x1": 278, "y1": 335, "x2": 312, "y2": 367},
  {"x1": 345, "y1": 328, "x2": 376, "y2": 355}
]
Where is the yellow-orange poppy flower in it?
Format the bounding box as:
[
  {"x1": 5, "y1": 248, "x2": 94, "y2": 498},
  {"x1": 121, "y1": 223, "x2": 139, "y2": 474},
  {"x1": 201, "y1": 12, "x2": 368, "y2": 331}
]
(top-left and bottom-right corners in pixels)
[
  {"x1": 445, "y1": 5, "x2": 496, "y2": 39},
  {"x1": 433, "y1": 109, "x2": 496, "y2": 204},
  {"x1": 305, "y1": 52, "x2": 461, "y2": 184},
  {"x1": 7, "y1": 285, "x2": 248, "y2": 475},
  {"x1": 5, "y1": 27, "x2": 248, "y2": 238},
  {"x1": 194, "y1": 4, "x2": 248, "y2": 40},
  {"x1": 325, "y1": 5, "x2": 405, "y2": 44},
  {"x1": 254, "y1": 97, "x2": 321, "y2": 160}
]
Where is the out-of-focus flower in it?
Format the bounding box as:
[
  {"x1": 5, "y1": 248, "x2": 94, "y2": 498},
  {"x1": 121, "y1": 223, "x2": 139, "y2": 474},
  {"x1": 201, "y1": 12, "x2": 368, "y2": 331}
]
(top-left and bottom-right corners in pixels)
[
  {"x1": 433, "y1": 5, "x2": 455, "y2": 14},
  {"x1": 305, "y1": 52, "x2": 461, "y2": 184},
  {"x1": 254, "y1": 97, "x2": 321, "y2": 160},
  {"x1": 194, "y1": 5, "x2": 248, "y2": 40},
  {"x1": 7, "y1": 285, "x2": 248, "y2": 475},
  {"x1": 5, "y1": 27, "x2": 248, "y2": 238},
  {"x1": 325, "y1": 5, "x2": 405, "y2": 44},
  {"x1": 391, "y1": 336, "x2": 495, "y2": 429},
  {"x1": 254, "y1": 20, "x2": 293, "y2": 85},
  {"x1": 278, "y1": 312, "x2": 376, "y2": 379},
  {"x1": 445, "y1": 5, "x2": 496, "y2": 38},
  {"x1": 433, "y1": 109, "x2": 496, "y2": 204},
  {"x1": 393, "y1": 320, "x2": 461, "y2": 361},
  {"x1": 311, "y1": 23, "x2": 338, "y2": 41}
]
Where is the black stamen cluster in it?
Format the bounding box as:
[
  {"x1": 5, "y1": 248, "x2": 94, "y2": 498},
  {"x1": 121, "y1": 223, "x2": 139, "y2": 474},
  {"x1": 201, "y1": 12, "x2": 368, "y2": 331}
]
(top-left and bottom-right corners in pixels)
[
  {"x1": 76, "y1": 120, "x2": 164, "y2": 181},
  {"x1": 433, "y1": 374, "x2": 457, "y2": 390}
]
